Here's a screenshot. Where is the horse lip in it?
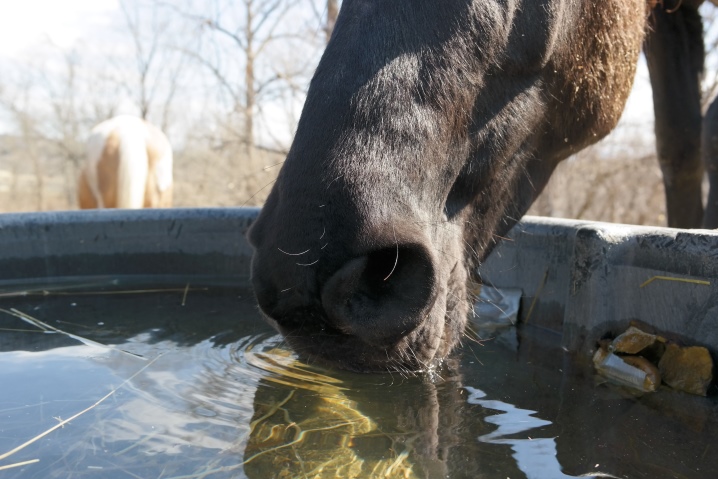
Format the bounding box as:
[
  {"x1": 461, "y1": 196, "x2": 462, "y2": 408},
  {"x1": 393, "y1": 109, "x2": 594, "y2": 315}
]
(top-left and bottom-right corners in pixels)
[{"x1": 256, "y1": 290, "x2": 450, "y2": 373}]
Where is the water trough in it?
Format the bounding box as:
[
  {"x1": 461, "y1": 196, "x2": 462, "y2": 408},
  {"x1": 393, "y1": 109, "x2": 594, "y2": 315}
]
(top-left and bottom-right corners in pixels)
[
  {"x1": 479, "y1": 216, "x2": 718, "y2": 356},
  {"x1": 1, "y1": 208, "x2": 717, "y2": 356},
  {"x1": 2, "y1": 208, "x2": 718, "y2": 479}
]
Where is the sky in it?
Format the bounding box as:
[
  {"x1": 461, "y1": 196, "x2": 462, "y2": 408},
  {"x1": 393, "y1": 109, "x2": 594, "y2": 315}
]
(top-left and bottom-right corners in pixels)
[
  {"x1": 0, "y1": 1, "x2": 656, "y2": 148},
  {"x1": 0, "y1": 0, "x2": 319, "y2": 147},
  {"x1": 0, "y1": 1, "x2": 119, "y2": 57}
]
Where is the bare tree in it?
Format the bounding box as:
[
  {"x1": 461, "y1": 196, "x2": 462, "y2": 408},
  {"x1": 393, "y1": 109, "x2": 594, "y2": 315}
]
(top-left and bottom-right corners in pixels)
[
  {"x1": 309, "y1": 0, "x2": 340, "y2": 43},
  {"x1": 326, "y1": 0, "x2": 339, "y2": 42},
  {"x1": 120, "y1": 0, "x2": 158, "y2": 119},
  {"x1": 0, "y1": 48, "x2": 99, "y2": 206},
  {"x1": 164, "y1": 0, "x2": 313, "y2": 157},
  {"x1": 119, "y1": 0, "x2": 189, "y2": 131},
  {"x1": 529, "y1": 126, "x2": 666, "y2": 226}
]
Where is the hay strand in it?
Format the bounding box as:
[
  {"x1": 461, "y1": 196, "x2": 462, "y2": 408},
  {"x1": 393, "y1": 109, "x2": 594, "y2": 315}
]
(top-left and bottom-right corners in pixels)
[
  {"x1": 0, "y1": 354, "x2": 162, "y2": 463},
  {"x1": 639, "y1": 275, "x2": 711, "y2": 288}
]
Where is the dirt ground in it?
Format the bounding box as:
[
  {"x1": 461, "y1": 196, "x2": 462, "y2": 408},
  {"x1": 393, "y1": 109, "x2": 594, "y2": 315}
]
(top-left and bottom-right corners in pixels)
[{"x1": 0, "y1": 140, "x2": 284, "y2": 214}]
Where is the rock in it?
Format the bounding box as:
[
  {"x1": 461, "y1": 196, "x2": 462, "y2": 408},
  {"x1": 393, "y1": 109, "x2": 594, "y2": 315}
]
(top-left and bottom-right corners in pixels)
[
  {"x1": 658, "y1": 344, "x2": 713, "y2": 396},
  {"x1": 610, "y1": 325, "x2": 663, "y2": 355}
]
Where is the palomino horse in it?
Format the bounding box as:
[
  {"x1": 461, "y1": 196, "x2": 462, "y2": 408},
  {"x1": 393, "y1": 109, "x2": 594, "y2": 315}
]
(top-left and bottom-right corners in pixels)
[
  {"x1": 248, "y1": 0, "x2": 718, "y2": 372},
  {"x1": 78, "y1": 115, "x2": 173, "y2": 209}
]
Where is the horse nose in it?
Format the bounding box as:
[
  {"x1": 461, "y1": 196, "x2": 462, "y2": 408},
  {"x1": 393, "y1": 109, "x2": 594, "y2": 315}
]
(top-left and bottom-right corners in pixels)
[{"x1": 320, "y1": 241, "x2": 437, "y2": 346}]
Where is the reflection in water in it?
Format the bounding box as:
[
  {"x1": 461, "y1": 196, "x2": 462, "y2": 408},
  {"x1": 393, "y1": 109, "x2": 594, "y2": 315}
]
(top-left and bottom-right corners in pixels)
[
  {"x1": 243, "y1": 345, "x2": 384, "y2": 476},
  {"x1": 3, "y1": 285, "x2": 718, "y2": 478},
  {"x1": 466, "y1": 387, "x2": 616, "y2": 479},
  {"x1": 241, "y1": 346, "x2": 458, "y2": 479}
]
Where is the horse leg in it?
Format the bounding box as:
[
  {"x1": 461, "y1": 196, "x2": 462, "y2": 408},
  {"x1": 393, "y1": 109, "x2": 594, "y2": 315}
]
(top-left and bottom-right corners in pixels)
[
  {"x1": 77, "y1": 170, "x2": 98, "y2": 209},
  {"x1": 702, "y1": 97, "x2": 718, "y2": 228},
  {"x1": 644, "y1": 1, "x2": 705, "y2": 228}
]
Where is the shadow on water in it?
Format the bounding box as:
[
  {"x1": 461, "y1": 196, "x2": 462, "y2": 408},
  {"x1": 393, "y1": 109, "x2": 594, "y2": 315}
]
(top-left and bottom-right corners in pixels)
[{"x1": 1, "y1": 280, "x2": 718, "y2": 478}]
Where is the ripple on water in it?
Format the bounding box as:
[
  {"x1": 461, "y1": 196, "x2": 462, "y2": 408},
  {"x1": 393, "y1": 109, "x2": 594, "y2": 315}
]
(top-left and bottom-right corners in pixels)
[{"x1": 3, "y1": 284, "x2": 716, "y2": 479}]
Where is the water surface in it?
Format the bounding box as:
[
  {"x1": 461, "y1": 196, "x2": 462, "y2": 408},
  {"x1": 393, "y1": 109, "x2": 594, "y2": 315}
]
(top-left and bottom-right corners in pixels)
[{"x1": 1, "y1": 280, "x2": 717, "y2": 478}]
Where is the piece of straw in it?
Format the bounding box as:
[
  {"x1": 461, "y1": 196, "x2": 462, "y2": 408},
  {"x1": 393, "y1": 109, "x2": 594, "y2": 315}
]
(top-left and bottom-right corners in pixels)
[
  {"x1": 0, "y1": 354, "x2": 162, "y2": 463},
  {"x1": 0, "y1": 459, "x2": 40, "y2": 471},
  {"x1": 1, "y1": 308, "x2": 145, "y2": 360},
  {"x1": 639, "y1": 275, "x2": 710, "y2": 288}
]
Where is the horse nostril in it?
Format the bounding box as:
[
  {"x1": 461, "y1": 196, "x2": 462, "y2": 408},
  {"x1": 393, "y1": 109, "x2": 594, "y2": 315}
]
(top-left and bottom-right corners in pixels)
[{"x1": 320, "y1": 244, "x2": 437, "y2": 346}]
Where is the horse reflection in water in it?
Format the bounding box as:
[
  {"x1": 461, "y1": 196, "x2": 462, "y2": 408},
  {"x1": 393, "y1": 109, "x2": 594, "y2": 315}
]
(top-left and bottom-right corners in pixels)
[
  {"x1": 241, "y1": 351, "x2": 611, "y2": 479},
  {"x1": 78, "y1": 115, "x2": 173, "y2": 209},
  {"x1": 239, "y1": 327, "x2": 718, "y2": 478},
  {"x1": 242, "y1": 361, "x2": 461, "y2": 478}
]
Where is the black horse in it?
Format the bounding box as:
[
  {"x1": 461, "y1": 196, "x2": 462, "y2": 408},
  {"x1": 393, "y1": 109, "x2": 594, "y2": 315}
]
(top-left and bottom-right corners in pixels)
[{"x1": 248, "y1": 0, "x2": 718, "y2": 372}]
